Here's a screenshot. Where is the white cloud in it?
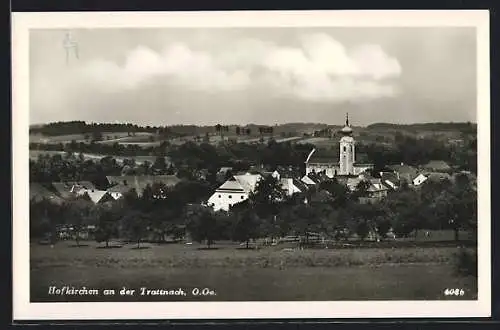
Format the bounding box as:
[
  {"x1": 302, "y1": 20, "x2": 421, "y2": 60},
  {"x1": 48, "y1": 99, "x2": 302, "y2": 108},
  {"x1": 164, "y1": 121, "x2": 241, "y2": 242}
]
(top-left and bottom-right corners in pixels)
[{"x1": 78, "y1": 33, "x2": 402, "y2": 102}]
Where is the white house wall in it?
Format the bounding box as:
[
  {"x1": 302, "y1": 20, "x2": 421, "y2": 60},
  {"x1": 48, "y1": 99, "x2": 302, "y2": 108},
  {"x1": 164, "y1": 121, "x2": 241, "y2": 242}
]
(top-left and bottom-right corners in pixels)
[{"x1": 208, "y1": 191, "x2": 249, "y2": 211}]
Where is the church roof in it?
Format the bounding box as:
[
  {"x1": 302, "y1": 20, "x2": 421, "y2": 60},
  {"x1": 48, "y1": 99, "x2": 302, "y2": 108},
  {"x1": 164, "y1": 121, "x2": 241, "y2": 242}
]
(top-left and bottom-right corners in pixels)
[
  {"x1": 340, "y1": 113, "x2": 353, "y2": 135},
  {"x1": 340, "y1": 125, "x2": 353, "y2": 135},
  {"x1": 306, "y1": 148, "x2": 338, "y2": 164}
]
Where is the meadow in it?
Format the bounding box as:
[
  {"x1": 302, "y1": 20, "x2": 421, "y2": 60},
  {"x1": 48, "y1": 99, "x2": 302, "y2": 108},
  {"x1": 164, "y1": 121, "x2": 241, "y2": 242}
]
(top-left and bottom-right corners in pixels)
[
  {"x1": 29, "y1": 150, "x2": 169, "y2": 165},
  {"x1": 30, "y1": 240, "x2": 477, "y2": 302}
]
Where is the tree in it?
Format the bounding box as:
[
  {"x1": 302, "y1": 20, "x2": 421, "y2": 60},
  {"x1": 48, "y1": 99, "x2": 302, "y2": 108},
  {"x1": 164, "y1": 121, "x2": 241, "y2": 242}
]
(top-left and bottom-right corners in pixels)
[
  {"x1": 121, "y1": 211, "x2": 149, "y2": 248},
  {"x1": 91, "y1": 131, "x2": 103, "y2": 142},
  {"x1": 290, "y1": 203, "x2": 324, "y2": 246},
  {"x1": 63, "y1": 197, "x2": 93, "y2": 247},
  {"x1": 186, "y1": 208, "x2": 219, "y2": 248},
  {"x1": 231, "y1": 207, "x2": 261, "y2": 248},
  {"x1": 349, "y1": 203, "x2": 375, "y2": 241},
  {"x1": 95, "y1": 206, "x2": 119, "y2": 248},
  {"x1": 432, "y1": 178, "x2": 476, "y2": 241},
  {"x1": 318, "y1": 179, "x2": 350, "y2": 207}
]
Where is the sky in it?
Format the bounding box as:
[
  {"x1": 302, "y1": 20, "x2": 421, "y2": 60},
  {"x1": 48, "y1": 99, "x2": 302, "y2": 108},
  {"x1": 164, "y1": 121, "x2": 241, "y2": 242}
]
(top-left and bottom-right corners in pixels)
[{"x1": 29, "y1": 27, "x2": 477, "y2": 126}]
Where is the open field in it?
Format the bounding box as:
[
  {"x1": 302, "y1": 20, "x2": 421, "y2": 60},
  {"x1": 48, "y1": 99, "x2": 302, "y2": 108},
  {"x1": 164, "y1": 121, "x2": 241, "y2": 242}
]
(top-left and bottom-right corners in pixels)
[
  {"x1": 30, "y1": 241, "x2": 477, "y2": 302},
  {"x1": 29, "y1": 150, "x2": 170, "y2": 165},
  {"x1": 29, "y1": 132, "x2": 146, "y2": 144}
]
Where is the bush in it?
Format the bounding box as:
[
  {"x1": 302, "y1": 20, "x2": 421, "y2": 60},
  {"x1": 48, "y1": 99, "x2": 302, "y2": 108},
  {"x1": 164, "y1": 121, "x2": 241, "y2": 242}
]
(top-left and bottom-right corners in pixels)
[{"x1": 455, "y1": 248, "x2": 477, "y2": 277}]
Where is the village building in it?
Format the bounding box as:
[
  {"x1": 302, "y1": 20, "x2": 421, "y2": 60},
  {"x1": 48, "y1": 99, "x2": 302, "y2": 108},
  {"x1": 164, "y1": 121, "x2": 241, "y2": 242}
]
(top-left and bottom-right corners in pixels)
[
  {"x1": 412, "y1": 173, "x2": 428, "y2": 186},
  {"x1": 305, "y1": 114, "x2": 374, "y2": 178},
  {"x1": 207, "y1": 173, "x2": 262, "y2": 211},
  {"x1": 30, "y1": 182, "x2": 65, "y2": 204},
  {"x1": 77, "y1": 189, "x2": 115, "y2": 205},
  {"x1": 106, "y1": 175, "x2": 181, "y2": 198},
  {"x1": 422, "y1": 160, "x2": 452, "y2": 172},
  {"x1": 386, "y1": 164, "x2": 420, "y2": 184},
  {"x1": 207, "y1": 171, "x2": 304, "y2": 212},
  {"x1": 51, "y1": 181, "x2": 96, "y2": 200},
  {"x1": 380, "y1": 171, "x2": 399, "y2": 190}
]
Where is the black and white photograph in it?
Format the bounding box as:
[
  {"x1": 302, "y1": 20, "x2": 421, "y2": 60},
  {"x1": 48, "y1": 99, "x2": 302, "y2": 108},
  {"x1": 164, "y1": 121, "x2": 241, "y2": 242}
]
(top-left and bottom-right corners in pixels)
[{"x1": 12, "y1": 10, "x2": 490, "y2": 319}]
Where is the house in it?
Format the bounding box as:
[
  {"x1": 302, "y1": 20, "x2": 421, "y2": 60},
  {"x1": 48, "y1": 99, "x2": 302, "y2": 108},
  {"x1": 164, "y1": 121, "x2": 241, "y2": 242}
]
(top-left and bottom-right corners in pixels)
[
  {"x1": 30, "y1": 182, "x2": 64, "y2": 204},
  {"x1": 425, "y1": 172, "x2": 452, "y2": 183},
  {"x1": 276, "y1": 166, "x2": 299, "y2": 179},
  {"x1": 380, "y1": 171, "x2": 399, "y2": 190},
  {"x1": 207, "y1": 173, "x2": 262, "y2": 211},
  {"x1": 301, "y1": 174, "x2": 318, "y2": 186},
  {"x1": 412, "y1": 173, "x2": 428, "y2": 186},
  {"x1": 280, "y1": 178, "x2": 303, "y2": 196},
  {"x1": 51, "y1": 181, "x2": 96, "y2": 200},
  {"x1": 293, "y1": 179, "x2": 310, "y2": 193},
  {"x1": 79, "y1": 189, "x2": 116, "y2": 205},
  {"x1": 106, "y1": 175, "x2": 181, "y2": 197},
  {"x1": 387, "y1": 164, "x2": 420, "y2": 184},
  {"x1": 367, "y1": 182, "x2": 389, "y2": 199},
  {"x1": 346, "y1": 177, "x2": 363, "y2": 191},
  {"x1": 422, "y1": 160, "x2": 452, "y2": 172},
  {"x1": 358, "y1": 182, "x2": 389, "y2": 204}
]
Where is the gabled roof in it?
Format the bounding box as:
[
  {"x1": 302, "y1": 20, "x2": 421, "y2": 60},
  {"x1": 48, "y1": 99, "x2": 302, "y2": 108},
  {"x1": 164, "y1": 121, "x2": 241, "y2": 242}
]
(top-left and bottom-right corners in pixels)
[
  {"x1": 51, "y1": 181, "x2": 96, "y2": 199},
  {"x1": 425, "y1": 172, "x2": 452, "y2": 182},
  {"x1": 106, "y1": 175, "x2": 181, "y2": 196},
  {"x1": 82, "y1": 190, "x2": 113, "y2": 204},
  {"x1": 107, "y1": 184, "x2": 134, "y2": 194},
  {"x1": 367, "y1": 183, "x2": 389, "y2": 192},
  {"x1": 380, "y1": 171, "x2": 399, "y2": 184},
  {"x1": 293, "y1": 179, "x2": 309, "y2": 192},
  {"x1": 301, "y1": 175, "x2": 317, "y2": 185},
  {"x1": 305, "y1": 148, "x2": 338, "y2": 164},
  {"x1": 30, "y1": 183, "x2": 64, "y2": 204},
  {"x1": 234, "y1": 174, "x2": 262, "y2": 192},
  {"x1": 387, "y1": 164, "x2": 420, "y2": 181},
  {"x1": 422, "y1": 160, "x2": 452, "y2": 171},
  {"x1": 216, "y1": 177, "x2": 246, "y2": 193},
  {"x1": 346, "y1": 177, "x2": 363, "y2": 190}
]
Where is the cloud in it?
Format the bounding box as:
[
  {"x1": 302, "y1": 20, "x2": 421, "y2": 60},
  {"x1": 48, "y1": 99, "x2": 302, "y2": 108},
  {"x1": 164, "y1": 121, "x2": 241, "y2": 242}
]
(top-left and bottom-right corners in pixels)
[{"x1": 77, "y1": 33, "x2": 402, "y2": 102}]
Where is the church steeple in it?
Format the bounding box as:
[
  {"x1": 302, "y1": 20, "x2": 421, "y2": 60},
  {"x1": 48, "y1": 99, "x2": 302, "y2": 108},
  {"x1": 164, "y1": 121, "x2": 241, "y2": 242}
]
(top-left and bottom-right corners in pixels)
[{"x1": 340, "y1": 112, "x2": 353, "y2": 136}]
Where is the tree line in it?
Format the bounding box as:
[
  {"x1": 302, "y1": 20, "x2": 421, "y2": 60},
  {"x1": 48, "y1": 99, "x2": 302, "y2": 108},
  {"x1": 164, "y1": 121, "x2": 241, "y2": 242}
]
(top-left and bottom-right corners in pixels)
[{"x1": 30, "y1": 170, "x2": 477, "y2": 249}]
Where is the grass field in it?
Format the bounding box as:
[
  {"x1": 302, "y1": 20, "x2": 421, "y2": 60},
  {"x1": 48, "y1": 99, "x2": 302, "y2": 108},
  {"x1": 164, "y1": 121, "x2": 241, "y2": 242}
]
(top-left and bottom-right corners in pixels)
[
  {"x1": 29, "y1": 150, "x2": 170, "y2": 165},
  {"x1": 30, "y1": 241, "x2": 477, "y2": 302},
  {"x1": 29, "y1": 132, "x2": 138, "y2": 144}
]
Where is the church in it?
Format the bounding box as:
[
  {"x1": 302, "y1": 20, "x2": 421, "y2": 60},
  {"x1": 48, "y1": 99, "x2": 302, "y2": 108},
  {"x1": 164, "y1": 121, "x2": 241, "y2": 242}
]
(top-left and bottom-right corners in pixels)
[{"x1": 305, "y1": 114, "x2": 374, "y2": 178}]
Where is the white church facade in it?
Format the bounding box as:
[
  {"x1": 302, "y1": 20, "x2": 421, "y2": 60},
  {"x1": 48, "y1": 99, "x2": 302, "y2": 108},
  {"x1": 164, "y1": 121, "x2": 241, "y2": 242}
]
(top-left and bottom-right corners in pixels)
[{"x1": 305, "y1": 114, "x2": 374, "y2": 178}]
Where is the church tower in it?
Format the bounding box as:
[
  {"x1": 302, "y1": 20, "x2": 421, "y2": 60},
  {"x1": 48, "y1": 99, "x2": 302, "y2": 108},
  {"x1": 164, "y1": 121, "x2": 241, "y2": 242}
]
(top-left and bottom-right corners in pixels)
[{"x1": 339, "y1": 113, "x2": 355, "y2": 175}]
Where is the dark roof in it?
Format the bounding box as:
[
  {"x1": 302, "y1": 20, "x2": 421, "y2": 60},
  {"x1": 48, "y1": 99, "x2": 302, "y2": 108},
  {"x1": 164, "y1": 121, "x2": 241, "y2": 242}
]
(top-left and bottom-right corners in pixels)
[
  {"x1": 276, "y1": 166, "x2": 298, "y2": 179},
  {"x1": 422, "y1": 160, "x2": 452, "y2": 171},
  {"x1": 293, "y1": 179, "x2": 309, "y2": 192},
  {"x1": 306, "y1": 148, "x2": 337, "y2": 164},
  {"x1": 106, "y1": 175, "x2": 181, "y2": 196},
  {"x1": 30, "y1": 183, "x2": 64, "y2": 204},
  {"x1": 51, "y1": 181, "x2": 95, "y2": 199},
  {"x1": 387, "y1": 164, "x2": 420, "y2": 181},
  {"x1": 425, "y1": 172, "x2": 452, "y2": 182},
  {"x1": 380, "y1": 172, "x2": 399, "y2": 189}
]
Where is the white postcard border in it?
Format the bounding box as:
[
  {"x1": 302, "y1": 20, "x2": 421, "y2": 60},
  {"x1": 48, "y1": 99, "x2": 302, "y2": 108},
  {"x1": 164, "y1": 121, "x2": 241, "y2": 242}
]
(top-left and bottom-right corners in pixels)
[{"x1": 12, "y1": 10, "x2": 491, "y2": 320}]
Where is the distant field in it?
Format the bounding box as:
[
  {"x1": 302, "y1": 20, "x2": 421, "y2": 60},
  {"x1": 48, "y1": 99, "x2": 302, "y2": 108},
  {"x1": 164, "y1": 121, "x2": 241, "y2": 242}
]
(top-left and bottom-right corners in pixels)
[
  {"x1": 30, "y1": 241, "x2": 476, "y2": 302},
  {"x1": 30, "y1": 132, "x2": 139, "y2": 144},
  {"x1": 29, "y1": 150, "x2": 169, "y2": 165},
  {"x1": 297, "y1": 137, "x2": 332, "y2": 145}
]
